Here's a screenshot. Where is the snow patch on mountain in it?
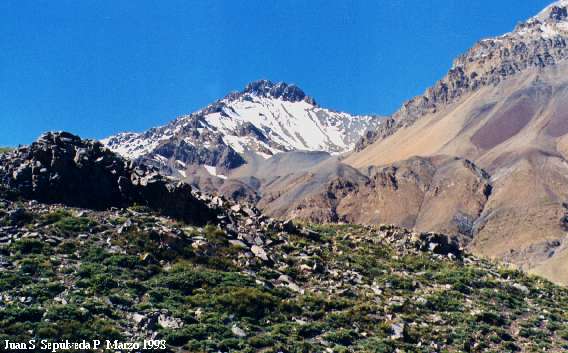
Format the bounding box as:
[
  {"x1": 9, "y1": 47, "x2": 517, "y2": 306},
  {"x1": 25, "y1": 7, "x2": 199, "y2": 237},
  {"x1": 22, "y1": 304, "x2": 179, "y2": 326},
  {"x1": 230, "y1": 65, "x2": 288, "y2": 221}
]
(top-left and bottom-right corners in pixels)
[
  {"x1": 494, "y1": 0, "x2": 568, "y2": 40},
  {"x1": 470, "y1": 1, "x2": 568, "y2": 47},
  {"x1": 194, "y1": 94, "x2": 376, "y2": 154},
  {"x1": 204, "y1": 165, "x2": 227, "y2": 179}
]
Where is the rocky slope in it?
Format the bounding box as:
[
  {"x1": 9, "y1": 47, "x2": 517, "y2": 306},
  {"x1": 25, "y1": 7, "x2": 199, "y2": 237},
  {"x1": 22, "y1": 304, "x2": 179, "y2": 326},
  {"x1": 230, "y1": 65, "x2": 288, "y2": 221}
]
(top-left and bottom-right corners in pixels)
[
  {"x1": 3, "y1": 192, "x2": 568, "y2": 352},
  {"x1": 355, "y1": 0, "x2": 568, "y2": 151},
  {"x1": 259, "y1": 156, "x2": 492, "y2": 243},
  {"x1": 3, "y1": 132, "x2": 568, "y2": 351},
  {"x1": 103, "y1": 80, "x2": 383, "y2": 178},
  {"x1": 346, "y1": 1, "x2": 568, "y2": 284}
]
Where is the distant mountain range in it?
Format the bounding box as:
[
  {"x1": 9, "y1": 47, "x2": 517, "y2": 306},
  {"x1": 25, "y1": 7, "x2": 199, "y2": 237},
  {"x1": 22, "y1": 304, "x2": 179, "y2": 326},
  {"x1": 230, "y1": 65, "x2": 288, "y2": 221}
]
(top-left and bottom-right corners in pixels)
[
  {"x1": 100, "y1": 0, "x2": 568, "y2": 285},
  {"x1": 7, "y1": 1, "x2": 568, "y2": 350}
]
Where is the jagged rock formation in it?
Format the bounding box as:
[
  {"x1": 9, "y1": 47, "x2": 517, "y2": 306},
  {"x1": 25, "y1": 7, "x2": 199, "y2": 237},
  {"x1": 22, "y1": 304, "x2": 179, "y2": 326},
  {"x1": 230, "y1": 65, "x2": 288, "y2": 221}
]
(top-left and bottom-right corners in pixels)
[
  {"x1": 103, "y1": 80, "x2": 383, "y2": 179},
  {"x1": 235, "y1": 79, "x2": 317, "y2": 104},
  {"x1": 0, "y1": 132, "x2": 215, "y2": 224}
]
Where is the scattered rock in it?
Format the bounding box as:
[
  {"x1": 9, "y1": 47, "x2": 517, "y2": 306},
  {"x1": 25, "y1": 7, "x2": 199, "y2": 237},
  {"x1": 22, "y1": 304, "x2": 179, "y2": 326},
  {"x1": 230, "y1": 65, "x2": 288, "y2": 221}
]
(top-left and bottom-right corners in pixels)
[
  {"x1": 513, "y1": 283, "x2": 530, "y2": 295},
  {"x1": 390, "y1": 323, "x2": 405, "y2": 340},
  {"x1": 158, "y1": 314, "x2": 183, "y2": 329},
  {"x1": 231, "y1": 325, "x2": 247, "y2": 337},
  {"x1": 251, "y1": 245, "x2": 269, "y2": 261}
]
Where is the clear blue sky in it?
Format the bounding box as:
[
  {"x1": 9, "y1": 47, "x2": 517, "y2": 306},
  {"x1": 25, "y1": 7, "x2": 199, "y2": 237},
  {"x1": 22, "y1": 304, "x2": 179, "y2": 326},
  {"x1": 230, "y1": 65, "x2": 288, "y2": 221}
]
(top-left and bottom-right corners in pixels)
[{"x1": 0, "y1": 0, "x2": 553, "y2": 146}]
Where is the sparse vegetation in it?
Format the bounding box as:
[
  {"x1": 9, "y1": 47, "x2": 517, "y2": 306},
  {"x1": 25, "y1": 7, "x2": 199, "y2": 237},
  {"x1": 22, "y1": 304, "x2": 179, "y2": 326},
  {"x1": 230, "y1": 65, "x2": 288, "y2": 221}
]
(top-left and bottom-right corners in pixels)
[{"x1": 1, "y1": 202, "x2": 568, "y2": 352}]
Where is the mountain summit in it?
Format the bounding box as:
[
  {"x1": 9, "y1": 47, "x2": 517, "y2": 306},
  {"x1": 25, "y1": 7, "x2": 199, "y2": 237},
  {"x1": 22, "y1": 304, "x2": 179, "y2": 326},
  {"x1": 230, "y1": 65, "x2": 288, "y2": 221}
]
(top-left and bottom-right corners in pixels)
[
  {"x1": 103, "y1": 80, "x2": 383, "y2": 178},
  {"x1": 536, "y1": 0, "x2": 568, "y2": 21},
  {"x1": 228, "y1": 79, "x2": 316, "y2": 105}
]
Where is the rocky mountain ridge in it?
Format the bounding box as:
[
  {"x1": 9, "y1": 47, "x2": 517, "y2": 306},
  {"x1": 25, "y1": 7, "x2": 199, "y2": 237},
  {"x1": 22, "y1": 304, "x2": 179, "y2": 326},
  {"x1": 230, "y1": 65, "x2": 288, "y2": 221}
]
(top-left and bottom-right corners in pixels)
[
  {"x1": 0, "y1": 132, "x2": 215, "y2": 225},
  {"x1": 225, "y1": 79, "x2": 317, "y2": 105},
  {"x1": 356, "y1": 0, "x2": 568, "y2": 151}
]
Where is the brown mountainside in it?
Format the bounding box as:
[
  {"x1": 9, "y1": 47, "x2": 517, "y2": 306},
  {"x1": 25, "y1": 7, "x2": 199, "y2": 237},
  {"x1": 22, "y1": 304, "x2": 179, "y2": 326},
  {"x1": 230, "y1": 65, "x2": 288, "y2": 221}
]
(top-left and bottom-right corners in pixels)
[{"x1": 345, "y1": 2, "x2": 568, "y2": 284}]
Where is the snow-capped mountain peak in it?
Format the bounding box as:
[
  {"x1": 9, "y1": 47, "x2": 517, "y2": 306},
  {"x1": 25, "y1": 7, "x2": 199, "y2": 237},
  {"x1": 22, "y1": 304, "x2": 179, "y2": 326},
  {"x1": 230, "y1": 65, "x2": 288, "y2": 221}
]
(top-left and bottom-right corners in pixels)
[
  {"x1": 500, "y1": 0, "x2": 568, "y2": 40},
  {"x1": 102, "y1": 80, "x2": 384, "y2": 177}
]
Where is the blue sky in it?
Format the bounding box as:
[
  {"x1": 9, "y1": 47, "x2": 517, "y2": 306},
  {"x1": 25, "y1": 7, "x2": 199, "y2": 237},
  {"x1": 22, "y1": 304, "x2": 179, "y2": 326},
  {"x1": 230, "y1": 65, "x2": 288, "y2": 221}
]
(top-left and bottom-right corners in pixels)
[{"x1": 0, "y1": 0, "x2": 554, "y2": 146}]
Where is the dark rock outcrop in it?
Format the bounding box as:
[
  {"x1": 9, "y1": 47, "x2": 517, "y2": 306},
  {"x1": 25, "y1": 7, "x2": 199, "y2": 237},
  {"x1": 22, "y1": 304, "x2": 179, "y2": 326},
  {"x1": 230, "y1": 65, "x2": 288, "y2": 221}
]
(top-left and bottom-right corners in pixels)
[
  {"x1": 239, "y1": 79, "x2": 317, "y2": 105},
  {"x1": 376, "y1": 224, "x2": 462, "y2": 259},
  {"x1": 0, "y1": 132, "x2": 215, "y2": 224},
  {"x1": 549, "y1": 5, "x2": 568, "y2": 21},
  {"x1": 151, "y1": 138, "x2": 246, "y2": 171}
]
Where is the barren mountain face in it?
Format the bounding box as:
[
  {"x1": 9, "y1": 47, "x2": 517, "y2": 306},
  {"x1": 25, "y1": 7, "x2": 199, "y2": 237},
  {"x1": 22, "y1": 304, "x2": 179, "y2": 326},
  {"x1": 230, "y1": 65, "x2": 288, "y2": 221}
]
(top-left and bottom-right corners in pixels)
[
  {"x1": 259, "y1": 156, "x2": 491, "y2": 241},
  {"x1": 355, "y1": 0, "x2": 568, "y2": 151},
  {"x1": 347, "y1": 2, "x2": 568, "y2": 284}
]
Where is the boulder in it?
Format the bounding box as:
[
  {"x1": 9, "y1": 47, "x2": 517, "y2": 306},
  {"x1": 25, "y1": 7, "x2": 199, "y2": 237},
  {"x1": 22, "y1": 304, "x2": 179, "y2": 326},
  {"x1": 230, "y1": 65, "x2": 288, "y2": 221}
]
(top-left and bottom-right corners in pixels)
[{"x1": 251, "y1": 245, "x2": 269, "y2": 261}]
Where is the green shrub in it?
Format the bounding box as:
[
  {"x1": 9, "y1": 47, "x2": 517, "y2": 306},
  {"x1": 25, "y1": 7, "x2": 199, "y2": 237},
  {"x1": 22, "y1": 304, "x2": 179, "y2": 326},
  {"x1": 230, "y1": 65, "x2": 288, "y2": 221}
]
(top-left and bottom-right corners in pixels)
[
  {"x1": 0, "y1": 272, "x2": 31, "y2": 289},
  {"x1": 103, "y1": 254, "x2": 141, "y2": 269},
  {"x1": 249, "y1": 334, "x2": 276, "y2": 348},
  {"x1": 40, "y1": 209, "x2": 71, "y2": 224},
  {"x1": 325, "y1": 328, "x2": 358, "y2": 345},
  {"x1": 41, "y1": 210, "x2": 96, "y2": 233},
  {"x1": 55, "y1": 216, "x2": 96, "y2": 233},
  {"x1": 425, "y1": 291, "x2": 463, "y2": 312},
  {"x1": 91, "y1": 274, "x2": 118, "y2": 292},
  {"x1": 476, "y1": 310, "x2": 508, "y2": 326},
  {"x1": 164, "y1": 324, "x2": 228, "y2": 346},
  {"x1": 44, "y1": 304, "x2": 91, "y2": 322},
  {"x1": 203, "y1": 225, "x2": 228, "y2": 246},
  {"x1": 19, "y1": 257, "x2": 48, "y2": 275},
  {"x1": 11, "y1": 239, "x2": 44, "y2": 254},
  {"x1": 215, "y1": 287, "x2": 278, "y2": 319},
  {"x1": 298, "y1": 322, "x2": 325, "y2": 338},
  {"x1": 0, "y1": 305, "x2": 43, "y2": 324},
  {"x1": 160, "y1": 267, "x2": 221, "y2": 294},
  {"x1": 58, "y1": 240, "x2": 77, "y2": 254},
  {"x1": 108, "y1": 293, "x2": 133, "y2": 306}
]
